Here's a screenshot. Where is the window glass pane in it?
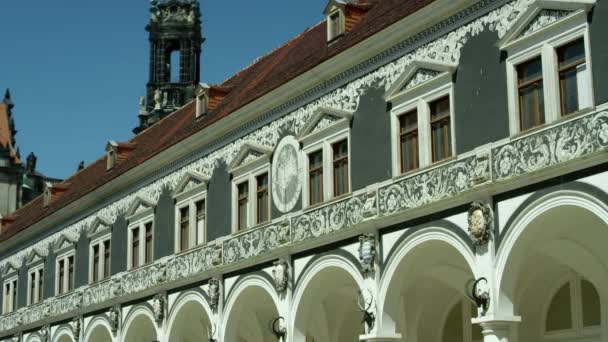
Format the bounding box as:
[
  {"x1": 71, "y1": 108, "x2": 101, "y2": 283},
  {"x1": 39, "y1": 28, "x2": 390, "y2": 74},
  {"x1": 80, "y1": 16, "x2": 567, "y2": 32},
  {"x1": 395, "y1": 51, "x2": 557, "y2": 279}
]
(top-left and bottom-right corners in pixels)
[
  {"x1": 257, "y1": 173, "x2": 269, "y2": 224},
  {"x1": 38, "y1": 270, "x2": 43, "y2": 302},
  {"x1": 68, "y1": 256, "x2": 74, "y2": 291},
  {"x1": 430, "y1": 97, "x2": 452, "y2": 162},
  {"x1": 132, "y1": 228, "x2": 140, "y2": 268},
  {"x1": 558, "y1": 39, "x2": 585, "y2": 116},
  {"x1": 442, "y1": 302, "x2": 463, "y2": 342},
  {"x1": 237, "y1": 182, "x2": 249, "y2": 230},
  {"x1": 145, "y1": 222, "x2": 153, "y2": 264},
  {"x1": 103, "y1": 240, "x2": 111, "y2": 279},
  {"x1": 518, "y1": 57, "x2": 543, "y2": 84},
  {"x1": 546, "y1": 282, "x2": 572, "y2": 332},
  {"x1": 309, "y1": 151, "x2": 323, "y2": 205},
  {"x1": 58, "y1": 260, "x2": 65, "y2": 294},
  {"x1": 400, "y1": 111, "x2": 418, "y2": 173},
  {"x1": 196, "y1": 200, "x2": 206, "y2": 244},
  {"x1": 581, "y1": 279, "x2": 601, "y2": 327},
  {"x1": 93, "y1": 244, "x2": 100, "y2": 282},
  {"x1": 11, "y1": 281, "x2": 16, "y2": 311},
  {"x1": 518, "y1": 57, "x2": 545, "y2": 130},
  {"x1": 558, "y1": 39, "x2": 585, "y2": 68},
  {"x1": 30, "y1": 272, "x2": 36, "y2": 304},
  {"x1": 180, "y1": 206, "x2": 190, "y2": 251},
  {"x1": 333, "y1": 140, "x2": 348, "y2": 196}
]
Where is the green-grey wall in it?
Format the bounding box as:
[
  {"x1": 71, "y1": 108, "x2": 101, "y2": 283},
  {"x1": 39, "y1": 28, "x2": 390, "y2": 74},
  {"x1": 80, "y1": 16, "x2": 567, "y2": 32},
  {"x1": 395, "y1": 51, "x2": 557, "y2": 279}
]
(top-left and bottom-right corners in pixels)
[
  {"x1": 75, "y1": 235, "x2": 88, "y2": 288},
  {"x1": 351, "y1": 86, "x2": 392, "y2": 191},
  {"x1": 111, "y1": 216, "x2": 128, "y2": 275},
  {"x1": 43, "y1": 252, "x2": 55, "y2": 300},
  {"x1": 155, "y1": 188, "x2": 175, "y2": 258},
  {"x1": 454, "y1": 30, "x2": 510, "y2": 154},
  {"x1": 591, "y1": 0, "x2": 608, "y2": 104},
  {"x1": 17, "y1": 266, "x2": 26, "y2": 309},
  {"x1": 207, "y1": 162, "x2": 231, "y2": 241}
]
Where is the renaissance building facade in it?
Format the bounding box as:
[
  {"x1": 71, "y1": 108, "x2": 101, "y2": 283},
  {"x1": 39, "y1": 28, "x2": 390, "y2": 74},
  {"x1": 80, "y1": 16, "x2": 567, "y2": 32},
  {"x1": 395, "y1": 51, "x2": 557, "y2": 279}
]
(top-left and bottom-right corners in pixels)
[{"x1": 1, "y1": 0, "x2": 608, "y2": 341}]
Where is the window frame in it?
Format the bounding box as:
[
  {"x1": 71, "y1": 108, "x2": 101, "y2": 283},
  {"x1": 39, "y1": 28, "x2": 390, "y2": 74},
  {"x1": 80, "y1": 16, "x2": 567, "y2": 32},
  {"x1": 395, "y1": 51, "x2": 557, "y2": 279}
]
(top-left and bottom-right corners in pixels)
[
  {"x1": 27, "y1": 264, "x2": 44, "y2": 306},
  {"x1": 326, "y1": 8, "x2": 345, "y2": 42},
  {"x1": 503, "y1": 10, "x2": 594, "y2": 136},
  {"x1": 174, "y1": 191, "x2": 207, "y2": 253},
  {"x1": 231, "y1": 164, "x2": 271, "y2": 232},
  {"x1": 2, "y1": 276, "x2": 18, "y2": 314},
  {"x1": 89, "y1": 234, "x2": 111, "y2": 284},
  {"x1": 390, "y1": 80, "x2": 455, "y2": 178},
  {"x1": 55, "y1": 250, "x2": 75, "y2": 296},
  {"x1": 127, "y1": 216, "x2": 154, "y2": 270}
]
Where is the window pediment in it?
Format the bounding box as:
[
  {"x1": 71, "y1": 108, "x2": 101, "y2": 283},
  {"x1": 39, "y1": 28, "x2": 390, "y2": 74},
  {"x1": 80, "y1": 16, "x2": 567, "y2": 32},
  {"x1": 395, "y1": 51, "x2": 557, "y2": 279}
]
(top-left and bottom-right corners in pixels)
[
  {"x1": 126, "y1": 196, "x2": 155, "y2": 218},
  {"x1": 173, "y1": 171, "x2": 209, "y2": 197},
  {"x1": 87, "y1": 216, "x2": 113, "y2": 238},
  {"x1": 384, "y1": 60, "x2": 456, "y2": 102},
  {"x1": 228, "y1": 143, "x2": 272, "y2": 175},
  {"x1": 1, "y1": 260, "x2": 20, "y2": 277},
  {"x1": 54, "y1": 232, "x2": 79, "y2": 252},
  {"x1": 297, "y1": 107, "x2": 353, "y2": 143},
  {"x1": 497, "y1": 0, "x2": 594, "y2": 49},
  {"x1": 26, "y1": 247, "x2": 47, "y2": 265}
]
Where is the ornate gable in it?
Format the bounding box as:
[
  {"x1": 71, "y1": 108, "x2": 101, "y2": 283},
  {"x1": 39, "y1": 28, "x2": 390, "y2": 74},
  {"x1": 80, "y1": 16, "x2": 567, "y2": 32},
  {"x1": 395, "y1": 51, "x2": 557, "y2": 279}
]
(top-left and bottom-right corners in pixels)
[
  {"x1": 173, "y1": 171, "x2": 209, "y2": 196},
  {"x1": 87, "y1": 216, "x2": 113, "y2": 237},
  {"x1": 297, "y1": 107, "x2": 354, "y2": 141},
  {"x1": 127, "y1": 196, "x2": 155, "y2": 217},
  {"x1": 1, "y1": 260, "x2": 20, "y2": 276},
  {"x1": 54, "y1": 232, "x2": 78, "y2": 252},
  {"x1": 26, "y1": 247, "x2": 47, "y2": 265},
  {"x1": 498, "y1": 0, "x2": 594, "y2": 48},
  {"x1": 228, "y1": 143, "x2": 272, "y2": 173},
  {"x1": 384, "y1": 60, "x2": 456, "y2": 101}
]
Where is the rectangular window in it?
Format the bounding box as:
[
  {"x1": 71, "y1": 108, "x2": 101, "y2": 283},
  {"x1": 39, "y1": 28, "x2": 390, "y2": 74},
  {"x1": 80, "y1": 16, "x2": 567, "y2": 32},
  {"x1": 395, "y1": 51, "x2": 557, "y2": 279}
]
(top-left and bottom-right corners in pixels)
[
  {"x1": 332, "y1": 140, "x2": 349, "y2": 197},
  {"x1": 329, "y1": 12, "x2": 341, "y2": 39},
  {"x1": 430, "y1": 96, "x2": 452, "y2": 162},
  {"x1": 131, "y1": 227, "x2": 140, "y2": 268},
  {"x1": 29, "y1": 272, "x2": 36, "y2": 305},
  {"x1": 37, "y1": 269, "x2": 43, "y2": 302},
  {"x1": 3, "y1": 283, "x2": 9, "y2": 314},
  {"x1": 11, "y1": 280, "x2": 17, "y2": 312},
  {"x1": 308, "y1": 150, "x2": 324, "y2": 206},
  {"x1": 103, "y1": 240, "x2": 111, "y2": 279},
  {"x1": 517, "y1": 57, "x2": 545, "y2": 131},
  {"x1": 179, "y1": 206, "x2": 190, "y2": 252},
  {"x1": 196, "y1": 199, "x2": 206, "y2": 245},
  {"x1": 256, "y1": 173, "x2": 269, "y2": 224},
  {"x1": 58, "y1": 259, "x2": 65, "y2": 294},
  {"x1": 145, "y1": 222, "x2": 153, "y2": 264},
  {"x1": 237, "y1": 182, "x2": 249, "y2": 230},
  {"x1": 67, "y1": 256, "x2": 74, "y2": 292},
  {"x1": 399, "y1": 110, "x2": 419, "y2": 173},
  {"x1": 92, "y1": 244, "x2": 100, "y2": 283},
  {"x1": 557, "y1": 39, "x2": 586, "y2": 116}
]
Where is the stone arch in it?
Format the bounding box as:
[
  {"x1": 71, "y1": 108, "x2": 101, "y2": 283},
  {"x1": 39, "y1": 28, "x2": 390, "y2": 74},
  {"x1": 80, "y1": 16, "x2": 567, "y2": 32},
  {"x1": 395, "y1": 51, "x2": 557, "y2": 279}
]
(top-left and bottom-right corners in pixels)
[
  {"x1": 221, "y1": 275, "x2": 281, "y2": 342},
  {"x1": 290, "y1": 255, "x2": 365, "y2": 342},
  {"x1": 378, "y1": 228, "x2": 477, "y2": 340},
  {"x1": 84, "y1": 316, "x2": 113, "y2": 342},
  {"x1": 25, "y1": 334, "x2": 41, "y2": 342},
  {"x1": 120, "y1": 305, "x2": 158, "y2": 342},
  {"x1": 165, "y1": 290, "x2": 214, "y2": 342},
  {"x1": 52, "y1": 326, "x2": 75, "y2": 342},
  {"x1": 496, "y1": 190, "x2": 608, "y2": 340}
]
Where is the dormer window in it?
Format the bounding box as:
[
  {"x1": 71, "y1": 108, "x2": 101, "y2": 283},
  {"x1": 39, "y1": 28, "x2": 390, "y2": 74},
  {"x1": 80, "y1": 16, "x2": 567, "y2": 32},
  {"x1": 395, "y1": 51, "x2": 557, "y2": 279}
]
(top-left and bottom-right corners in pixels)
[
  {"x1": 106, "y1": 140, "x2": 136, "y2": 171},
  {"x1": 196, "y1": 92, "x2": 209, "y2": 118},
  {"x1": 106, "y1": 147, "x2": 116, "y2": 170},
  {"x1": 327, "y1": 9, "x2": 344, "y2": 41}
]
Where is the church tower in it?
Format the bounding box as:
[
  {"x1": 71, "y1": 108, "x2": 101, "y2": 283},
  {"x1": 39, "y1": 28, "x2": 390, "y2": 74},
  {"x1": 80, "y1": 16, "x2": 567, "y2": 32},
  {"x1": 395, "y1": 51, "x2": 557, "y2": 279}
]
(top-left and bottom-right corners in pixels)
[{"x1": 134, "y1": 0, "x2": 204, "y2": 134}]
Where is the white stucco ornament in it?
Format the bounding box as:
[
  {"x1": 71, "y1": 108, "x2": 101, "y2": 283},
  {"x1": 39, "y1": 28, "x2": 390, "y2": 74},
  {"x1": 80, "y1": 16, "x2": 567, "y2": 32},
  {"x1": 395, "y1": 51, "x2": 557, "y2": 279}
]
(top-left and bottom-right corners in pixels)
[
  {"x1": 272, "y1": 136, "x2": 302, "y2": 213},
  {"x1": 467, "y1": 201, "x2": 493, "y2": 246}
]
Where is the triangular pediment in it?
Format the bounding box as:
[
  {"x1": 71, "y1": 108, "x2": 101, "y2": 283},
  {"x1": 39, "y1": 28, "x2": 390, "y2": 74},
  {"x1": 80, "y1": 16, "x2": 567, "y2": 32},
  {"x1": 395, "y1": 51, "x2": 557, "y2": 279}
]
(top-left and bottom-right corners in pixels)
[
  {"x1": 1, "y1": 260, "x2": 20, "y2": 276},
  {"x1": 323, "y1": 0, "x2": 347, "y2": 15},
  {"x1": 498, "y1": 0, "x2": 593, "y2": 48},
  {"x1": 127, "y1": 196, "x2": 155, "y2": 217},
  {"x1": 54, "y1": 232, "x2": 78, "y2": 252},
  {"x1": 26, "y1": 247, "x2": 47, "y2": 265},
  {"x1": 384, "y1": 60, "x2": 456, "y2": 101},
  {"x1": 297, "y1": 107, "x2": 354, "y2": 140},
  {"x1": 228, "y1": 143, "x2": 272, "y2": 173},
  {"x1": 173, "y1": 171, "x2": 209, "y2": 196},
  {"x1": 87, "y1": 216, "x2": 113, "y2": 237}
]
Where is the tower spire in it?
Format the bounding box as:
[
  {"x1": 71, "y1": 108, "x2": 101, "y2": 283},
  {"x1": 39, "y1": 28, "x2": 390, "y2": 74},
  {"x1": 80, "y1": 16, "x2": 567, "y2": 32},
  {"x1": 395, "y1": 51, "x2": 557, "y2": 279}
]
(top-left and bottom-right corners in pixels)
[
  {"x1": 3, "y1": 88, "x2": 14, "y2": 109},
  {"x1": 133, "y1": 0, "x2": 204, "y2": 134}
]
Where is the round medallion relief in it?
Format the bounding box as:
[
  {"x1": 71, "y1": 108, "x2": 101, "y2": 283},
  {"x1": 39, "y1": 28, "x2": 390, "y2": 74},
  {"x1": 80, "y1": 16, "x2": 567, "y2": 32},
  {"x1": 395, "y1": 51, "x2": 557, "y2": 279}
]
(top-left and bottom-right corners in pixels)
[{"x1": 272, "y1": 135, "x2": 302, "y2": 213}]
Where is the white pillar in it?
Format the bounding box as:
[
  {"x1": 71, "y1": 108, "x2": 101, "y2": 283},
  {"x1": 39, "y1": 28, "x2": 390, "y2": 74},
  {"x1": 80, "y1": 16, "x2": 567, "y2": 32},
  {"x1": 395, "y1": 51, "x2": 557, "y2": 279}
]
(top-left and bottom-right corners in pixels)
[
  {"x1": 473, "y1": 316, "x2": 521, "y2": 342},
  {"x1": 359, "y1": 333, "x2": 402, "y2": 341}
]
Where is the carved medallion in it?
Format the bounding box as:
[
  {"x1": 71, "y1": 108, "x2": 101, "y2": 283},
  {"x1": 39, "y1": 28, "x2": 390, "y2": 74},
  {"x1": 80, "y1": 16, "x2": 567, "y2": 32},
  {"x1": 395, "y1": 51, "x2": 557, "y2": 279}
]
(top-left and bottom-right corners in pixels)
[
  {"x1": 272, "y1": 259, "x2": 290, "y2": 294},
  {"x1": 358, "y1": 234, "x2": 376, "y2": 273},
  {"x1": 272, "y1": 136, "x2": 302, "y2": 213},
  {"x1": 467, "y1": 201, "x2": 493, "y2": 246},
  {"x1": 109, "y1": 305, "x2": 121, "y2": 335},
  {"x1": 152, "y1": 293, "x2": 167, "y2": 324},
  {"x1": 208, "y1": 278, "x2": 221, "y2": 311}
]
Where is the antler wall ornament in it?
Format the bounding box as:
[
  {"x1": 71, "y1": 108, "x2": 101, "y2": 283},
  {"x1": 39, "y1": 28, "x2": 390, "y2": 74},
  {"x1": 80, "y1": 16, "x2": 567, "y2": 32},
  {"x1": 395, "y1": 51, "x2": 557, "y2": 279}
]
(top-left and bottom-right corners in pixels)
[
  {"x1": 357, "y1": 289, "x2": 376, "y2": 333},
  {"x1": 271, "y1": 316, "x2": 287, "y2": 342},
  {"x1": 466, "y1": 277, "x2": 490, "y2": 315}
]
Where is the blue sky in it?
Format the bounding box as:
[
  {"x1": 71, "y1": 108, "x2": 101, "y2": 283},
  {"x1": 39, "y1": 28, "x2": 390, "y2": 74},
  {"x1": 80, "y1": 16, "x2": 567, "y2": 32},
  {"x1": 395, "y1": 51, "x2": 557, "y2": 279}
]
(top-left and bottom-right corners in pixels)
[{"x1": 0, "y1": 0, "x2": 326, "y2": 179}]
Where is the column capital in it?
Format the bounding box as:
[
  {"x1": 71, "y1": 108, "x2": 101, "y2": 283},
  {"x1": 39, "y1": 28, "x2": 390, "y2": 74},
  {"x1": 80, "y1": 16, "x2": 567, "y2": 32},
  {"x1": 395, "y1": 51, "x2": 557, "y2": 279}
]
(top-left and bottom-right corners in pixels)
[
  {"x1": 472, "y1": 316, "x2": 521, "y2": 342},
  {"x1": 359, "y1": 333, "x2": 403, "y2": 341},
  {"x1": 472, "y1": 315, "x2": 521, "y2": 327}
]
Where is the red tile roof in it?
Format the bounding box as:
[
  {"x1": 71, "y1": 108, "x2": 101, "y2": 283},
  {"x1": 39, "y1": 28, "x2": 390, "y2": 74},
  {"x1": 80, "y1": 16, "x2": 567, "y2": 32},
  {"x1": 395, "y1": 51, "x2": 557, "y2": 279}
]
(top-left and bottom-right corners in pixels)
[{"x1": 0, "y1": 0, "x2": 435, "y2": 242}]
